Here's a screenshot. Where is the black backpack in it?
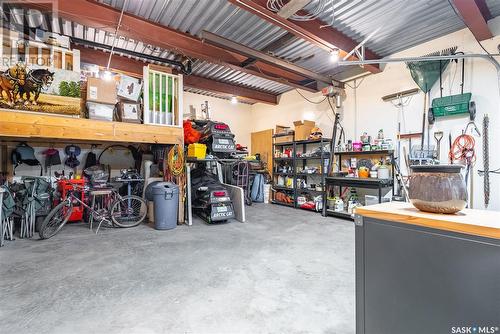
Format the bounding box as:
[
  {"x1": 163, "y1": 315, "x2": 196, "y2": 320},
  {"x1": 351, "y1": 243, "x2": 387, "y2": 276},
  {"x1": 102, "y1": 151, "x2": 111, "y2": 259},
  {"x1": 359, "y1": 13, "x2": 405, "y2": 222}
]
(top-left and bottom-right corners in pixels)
[
  {"x1": 65, "y1": 145, "x2": 81, "y2": 168},
  {"x1": 11, "y1": 143, "x2": 42, "y2": 176}
]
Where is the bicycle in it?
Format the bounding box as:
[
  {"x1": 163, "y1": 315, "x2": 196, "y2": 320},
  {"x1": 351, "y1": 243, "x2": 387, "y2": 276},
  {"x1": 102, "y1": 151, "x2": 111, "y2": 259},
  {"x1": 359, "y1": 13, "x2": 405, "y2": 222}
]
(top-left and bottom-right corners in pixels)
[{"x1": 39, "y1": 183, "x2": 147, "y2": 239}]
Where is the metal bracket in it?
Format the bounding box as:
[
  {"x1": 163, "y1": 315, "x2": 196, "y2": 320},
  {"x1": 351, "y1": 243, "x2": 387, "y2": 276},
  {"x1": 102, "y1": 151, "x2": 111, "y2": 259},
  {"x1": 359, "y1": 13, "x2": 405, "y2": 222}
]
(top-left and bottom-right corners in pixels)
[
  {"x1": 342, "y1": 26, "x2": 379, "y2": 67},
  {"x1": 354, "y1": 45, "x2": 365, "y2": 62},
  {"x1": 354, "y1": 214, "x2": 364, "y2": 226}
]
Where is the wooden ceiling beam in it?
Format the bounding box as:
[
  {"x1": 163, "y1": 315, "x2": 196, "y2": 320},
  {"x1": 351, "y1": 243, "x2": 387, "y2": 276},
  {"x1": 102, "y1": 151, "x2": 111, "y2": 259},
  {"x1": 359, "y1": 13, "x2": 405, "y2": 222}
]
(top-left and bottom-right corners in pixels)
[
  {"x1": 452, "y1": 0, "x2": 493, "y2": 41},
  {"x1": 227, "y1": 0, "x2": 381, "y2": 74},
  {"x1": 76, "y1": 47, "x2": 278, "y2": 105},
  {"x1": 24, "y1": 0, "x2": 317, "y2": 91}
]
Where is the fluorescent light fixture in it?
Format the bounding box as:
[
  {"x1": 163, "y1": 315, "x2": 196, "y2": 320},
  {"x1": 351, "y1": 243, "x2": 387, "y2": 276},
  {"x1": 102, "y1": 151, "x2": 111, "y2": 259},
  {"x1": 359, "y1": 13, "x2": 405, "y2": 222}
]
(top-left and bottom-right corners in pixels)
[
  {"x1": 330, "y1": 48, "x2": 340, "y2": 63},
  {"x1": 231, "y1": 96, "x2": 238, "y2": 104}
]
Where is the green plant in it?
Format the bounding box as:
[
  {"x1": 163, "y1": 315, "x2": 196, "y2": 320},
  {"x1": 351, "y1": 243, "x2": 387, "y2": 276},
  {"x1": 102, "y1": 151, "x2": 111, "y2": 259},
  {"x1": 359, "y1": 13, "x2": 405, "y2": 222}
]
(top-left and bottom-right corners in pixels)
[
  {"x1": 59, "y1": 81, "x2": 81, "y2": 98},
  {"x1": 59, "y1": 81, "x2": 70, "y2": 96}
]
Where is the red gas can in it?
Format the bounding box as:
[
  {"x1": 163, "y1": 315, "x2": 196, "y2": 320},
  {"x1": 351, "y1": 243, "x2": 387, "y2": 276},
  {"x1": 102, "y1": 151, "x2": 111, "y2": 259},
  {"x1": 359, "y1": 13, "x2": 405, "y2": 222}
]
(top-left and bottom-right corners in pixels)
[{"x1": 56, "y1": 179, "x2": 86, "y2": 222}]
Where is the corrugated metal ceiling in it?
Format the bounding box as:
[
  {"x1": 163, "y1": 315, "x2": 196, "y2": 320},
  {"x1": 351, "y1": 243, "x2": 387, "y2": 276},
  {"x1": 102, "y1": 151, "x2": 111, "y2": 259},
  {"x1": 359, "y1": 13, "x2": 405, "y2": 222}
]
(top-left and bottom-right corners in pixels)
[
  {"x1": 486, "y1": 0, "x2": 500, "y2": 17},
  {"x1": 313, "y1": 0, "x2": 467, "y2": 56},
  {"x1": 95, "y1": 0, "x2": 500, "y2": 82},
  {"x1": 14, "y1": 8, "x2": 292, "y2": 101},
  {"x1": 184, "y1": 87, "x2": 253, "y2": 105},
  {"x1": 15, "y1": 0, "x2": 500, "y2": 103}
]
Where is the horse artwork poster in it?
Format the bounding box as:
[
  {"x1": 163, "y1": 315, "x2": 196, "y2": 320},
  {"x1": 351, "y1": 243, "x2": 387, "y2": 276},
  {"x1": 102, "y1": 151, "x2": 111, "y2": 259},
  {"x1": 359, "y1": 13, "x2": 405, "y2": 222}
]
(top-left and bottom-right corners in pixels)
[{"x1": 0, "y1": 63, "x2": 82, "y2": 116}]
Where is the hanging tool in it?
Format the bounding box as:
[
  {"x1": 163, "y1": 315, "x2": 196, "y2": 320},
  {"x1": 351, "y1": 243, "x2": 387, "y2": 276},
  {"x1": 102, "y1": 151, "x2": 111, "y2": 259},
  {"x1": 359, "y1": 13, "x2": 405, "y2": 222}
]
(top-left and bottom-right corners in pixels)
[
  {"x1": 421, "y1": 91, "x2": 427, "y2": 151},
  {"x1": 482, "y1": 114, "x2": 490, "y2": 208},
  {"x1": 464, "y1": 120, "x2": 481, "y2": 137},
  {"x1": 382, "y1": 88, "x2": 418, "y2": 197},
  {"x1": 433, "y1": 131, "x2": 443, "y2": 161},
  {"x1": 428, "y1": 55, "x2": 476, "y2": 124},
  {"x1": 448, "y1": 132, "x2": 453, "y2": 164},
  {"x1": 405, "y1": 47, "x2": 457, "y2": 153}
]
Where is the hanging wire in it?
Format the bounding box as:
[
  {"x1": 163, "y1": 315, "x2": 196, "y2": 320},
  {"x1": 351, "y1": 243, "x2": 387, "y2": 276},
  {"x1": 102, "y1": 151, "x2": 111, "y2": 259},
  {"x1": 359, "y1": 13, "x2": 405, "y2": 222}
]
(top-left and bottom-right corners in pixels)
[
  {"x1": 295, "y1": 89, "x2": 327, "y2": 104},
  {"x1": 327, "y1": 96, "x2": 345, "y2": 144},
  {"x1": 267, "y1": 0, "x2": 328, "y2": 21},
  {"x1": 344, "y1": 77, "x2": 366, "y2": 89},
  {"x1": 320, "y1": 0, "x2": 335, "y2": 28}
]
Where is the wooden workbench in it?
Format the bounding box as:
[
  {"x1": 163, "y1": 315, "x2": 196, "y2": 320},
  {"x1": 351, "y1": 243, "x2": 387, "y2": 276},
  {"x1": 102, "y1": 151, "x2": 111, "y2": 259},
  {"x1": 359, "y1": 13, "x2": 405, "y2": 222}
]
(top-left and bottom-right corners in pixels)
[
  {"x1": 353, "y1": 202, "x2": 500, "y2": 334},
  {"x1": 0, "y1": 109, "x2": 182, "y2": 144},
  {"x1": 355, "y1": 201, "x2": 500, "y2": 239}
]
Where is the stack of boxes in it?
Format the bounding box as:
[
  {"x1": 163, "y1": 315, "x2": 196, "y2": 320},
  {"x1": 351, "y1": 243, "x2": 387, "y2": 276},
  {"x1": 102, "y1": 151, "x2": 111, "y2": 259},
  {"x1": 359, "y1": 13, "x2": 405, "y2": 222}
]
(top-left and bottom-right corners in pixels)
[
  {"x1": 116, "y1": 75, "x2": 143, "y2": 123},
  {"x1": 86, "y1": 74, "x2": 143, "y2": 123},
  {"x1": 293, "y1": 120, "x2": 315, "y2": 141},
  {"x1": 274, "y1": 120, "x2": 316, "y2": 143},
  {"x1": 86, "y1": 77, "x2": 117, "y2": 121}
]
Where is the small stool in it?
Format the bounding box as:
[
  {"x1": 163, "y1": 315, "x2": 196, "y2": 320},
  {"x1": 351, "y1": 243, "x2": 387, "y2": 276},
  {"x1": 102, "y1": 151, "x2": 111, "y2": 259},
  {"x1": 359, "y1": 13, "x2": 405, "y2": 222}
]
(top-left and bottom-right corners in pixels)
[{"x1": 89, "y1": 188, "x2": 113, "y2": 231}]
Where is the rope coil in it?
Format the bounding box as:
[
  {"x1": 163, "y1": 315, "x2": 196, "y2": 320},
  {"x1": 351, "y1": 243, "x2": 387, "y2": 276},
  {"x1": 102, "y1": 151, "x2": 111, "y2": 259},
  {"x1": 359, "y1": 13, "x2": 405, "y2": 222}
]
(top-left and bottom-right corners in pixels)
[
  {"x1": 449, "y1": 134, "x2": 476, "y2": 165},
  {"x1": 167, "y1": 145, "x2": 185, "y2": 177}
]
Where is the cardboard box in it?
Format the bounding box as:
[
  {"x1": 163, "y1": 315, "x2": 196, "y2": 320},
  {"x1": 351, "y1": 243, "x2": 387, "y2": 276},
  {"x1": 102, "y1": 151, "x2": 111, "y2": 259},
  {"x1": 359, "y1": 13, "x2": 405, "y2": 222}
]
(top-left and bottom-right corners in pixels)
[
  {"x1": 274, "y1": 134, "x2": 294, "y2": 144},
  {"x1": 86, "y1": 77, "x2": 117, "y2": 104},
  {"x1": 293, "y1": 120, "x2": 315, "y2": 141},
  {"x1": 275, "y1": 125, "x2": 291, "y2": 134},
  {"x1": 118, "y1": 101, "x2": 142, "y2": 123},
  {"x1": 117, "y1": 75, "x2": 142, "y2": 102},
  {"x1": 87, "y1": 102, "x2": 115, "y2": 121}
]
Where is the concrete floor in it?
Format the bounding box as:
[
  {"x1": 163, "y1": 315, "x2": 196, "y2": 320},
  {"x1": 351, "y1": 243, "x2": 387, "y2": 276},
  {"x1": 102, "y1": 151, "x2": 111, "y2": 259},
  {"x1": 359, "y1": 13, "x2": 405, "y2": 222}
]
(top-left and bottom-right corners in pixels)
[{"x1": 0, "y1": 204, "x2": 355, "y2": 334}]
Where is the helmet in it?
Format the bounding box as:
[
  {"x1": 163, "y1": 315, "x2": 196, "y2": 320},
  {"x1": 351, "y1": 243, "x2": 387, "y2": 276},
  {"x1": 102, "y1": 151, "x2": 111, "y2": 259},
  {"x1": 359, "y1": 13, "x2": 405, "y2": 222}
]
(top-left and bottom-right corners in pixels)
[{"x1": 310, "y1": 127, "x2": 323, "y2": 140}]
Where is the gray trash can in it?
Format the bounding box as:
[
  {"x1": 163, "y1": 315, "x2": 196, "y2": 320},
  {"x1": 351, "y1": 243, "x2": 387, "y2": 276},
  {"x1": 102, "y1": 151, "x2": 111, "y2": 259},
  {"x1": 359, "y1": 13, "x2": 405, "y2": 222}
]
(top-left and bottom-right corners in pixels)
[{"x1": 152, "y1": 182, "x2": 179, "y2": 230}]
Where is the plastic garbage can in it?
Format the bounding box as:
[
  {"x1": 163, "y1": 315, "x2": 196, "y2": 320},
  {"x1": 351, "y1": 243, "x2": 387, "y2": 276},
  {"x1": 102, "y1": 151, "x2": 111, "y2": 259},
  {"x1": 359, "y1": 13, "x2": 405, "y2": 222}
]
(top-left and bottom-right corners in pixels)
[{"x1": 152, "y1": 182, "x2": 179, "y2": 230}]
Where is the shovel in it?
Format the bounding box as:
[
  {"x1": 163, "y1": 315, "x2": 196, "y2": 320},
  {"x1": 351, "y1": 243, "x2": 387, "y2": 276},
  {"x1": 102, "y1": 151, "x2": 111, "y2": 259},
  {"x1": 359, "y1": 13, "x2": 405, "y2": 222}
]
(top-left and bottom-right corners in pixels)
[{"x1": 434, "y1": 131, "x2": 443, "y2": 161}]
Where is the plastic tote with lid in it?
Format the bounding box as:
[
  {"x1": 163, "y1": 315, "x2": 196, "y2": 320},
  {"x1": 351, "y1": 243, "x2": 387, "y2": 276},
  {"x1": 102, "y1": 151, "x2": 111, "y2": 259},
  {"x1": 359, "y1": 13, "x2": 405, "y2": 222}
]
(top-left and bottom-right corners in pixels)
[{"x1": 152, "y1": 182, "x2": 179, "y2": 230}]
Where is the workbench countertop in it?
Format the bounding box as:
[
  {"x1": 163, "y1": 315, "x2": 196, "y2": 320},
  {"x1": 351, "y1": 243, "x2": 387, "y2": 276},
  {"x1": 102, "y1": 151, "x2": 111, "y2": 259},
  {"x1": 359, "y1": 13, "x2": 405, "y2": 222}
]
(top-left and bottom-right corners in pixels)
[{"x1": 355, "y1": 202, "x2": 500, "y2": 239}]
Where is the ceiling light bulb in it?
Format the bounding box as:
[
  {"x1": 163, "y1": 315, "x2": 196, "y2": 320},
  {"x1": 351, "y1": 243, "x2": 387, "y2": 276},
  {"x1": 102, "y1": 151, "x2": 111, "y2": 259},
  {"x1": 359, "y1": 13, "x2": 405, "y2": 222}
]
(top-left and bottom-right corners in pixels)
[
  {"x1": 231, "y1": 96, "x2": 238, "y2": 104},
  {"x1": 102, "y1": 70, "x2": 113, "y2": 81},
  {"x1": 330, "y1": 48, "x2": 339, "y2": 63}
]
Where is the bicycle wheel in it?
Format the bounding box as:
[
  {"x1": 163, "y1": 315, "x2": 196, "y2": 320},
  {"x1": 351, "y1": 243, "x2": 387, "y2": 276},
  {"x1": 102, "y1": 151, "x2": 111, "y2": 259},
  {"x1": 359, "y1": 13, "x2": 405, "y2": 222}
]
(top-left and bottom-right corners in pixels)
[
  {"x1": 109, "y1": 195, "x2": 147, "y2": 228},
  {"x1": 39, "y1": 201, "x2": 73, "y2": 239}
]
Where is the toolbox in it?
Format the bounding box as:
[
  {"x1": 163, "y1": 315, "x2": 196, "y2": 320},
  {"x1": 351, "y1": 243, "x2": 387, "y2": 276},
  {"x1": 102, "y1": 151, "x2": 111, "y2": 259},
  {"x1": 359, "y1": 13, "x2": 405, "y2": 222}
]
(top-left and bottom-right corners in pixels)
[
  {"x1": 56, "y1": 179, "x2": 86, "y2": 222},
  {"x1": 187, "y1": 143, "x2": 207, "y2": 159}
]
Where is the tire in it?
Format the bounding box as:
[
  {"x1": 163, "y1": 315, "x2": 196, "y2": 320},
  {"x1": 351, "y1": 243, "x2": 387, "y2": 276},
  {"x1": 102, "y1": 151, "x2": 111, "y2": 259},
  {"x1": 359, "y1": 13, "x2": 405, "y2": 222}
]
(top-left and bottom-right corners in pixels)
[
  {"x1": 469, "y1": 101, "x2": 476, "y2": 121},
  {"x1": 35, "y1": 216, "x2": 45, "y2": 232},
  {"x1": 109, "y1": 195, "x2": 147, "y2": 228},
  {"x1": 39, "y1": 201, "x2": 73, "y2": 239},
  {"x1": 428, "y1": 108, "x2": 435, "y2": 125}
]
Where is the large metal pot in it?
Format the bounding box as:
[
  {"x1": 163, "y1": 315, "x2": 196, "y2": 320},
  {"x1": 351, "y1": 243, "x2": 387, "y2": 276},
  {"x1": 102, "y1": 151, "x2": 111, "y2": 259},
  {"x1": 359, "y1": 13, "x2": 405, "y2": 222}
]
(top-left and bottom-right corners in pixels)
[{"x1": 409, "y1": 165, "x2": 467, "y2": 214}]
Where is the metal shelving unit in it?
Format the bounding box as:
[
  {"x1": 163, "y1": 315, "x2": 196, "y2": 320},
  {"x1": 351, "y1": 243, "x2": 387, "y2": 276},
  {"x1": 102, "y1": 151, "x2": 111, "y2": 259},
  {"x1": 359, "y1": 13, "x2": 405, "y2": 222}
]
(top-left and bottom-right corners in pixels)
[
  {"x1": 322, "y1": 150, "x2": 395, "y2": 219},
  {"x1": 272, "y1": 136, "x2": 331, "y2": 212}
]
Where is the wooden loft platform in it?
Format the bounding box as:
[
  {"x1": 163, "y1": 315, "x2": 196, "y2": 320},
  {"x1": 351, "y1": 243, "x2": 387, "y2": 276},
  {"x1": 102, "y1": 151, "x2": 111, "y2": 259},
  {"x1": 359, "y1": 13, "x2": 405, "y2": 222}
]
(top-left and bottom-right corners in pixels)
[{"x1": 0, "y1": 109, "x2": 182, "y2": 145}]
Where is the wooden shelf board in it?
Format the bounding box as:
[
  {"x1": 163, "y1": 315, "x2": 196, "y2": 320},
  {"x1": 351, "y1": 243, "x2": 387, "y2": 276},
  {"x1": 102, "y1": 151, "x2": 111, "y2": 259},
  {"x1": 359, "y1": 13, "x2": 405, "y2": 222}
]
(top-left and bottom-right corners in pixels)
[
  {"x1": 355, "y1": 202, "x2": 500, "y2": 240},
  {"x1": 334, "y1": 149, "x2": 394, "y2": 156},
  {"x1": 0, "y1": 109, "x2": 182, "y2": 144}
]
